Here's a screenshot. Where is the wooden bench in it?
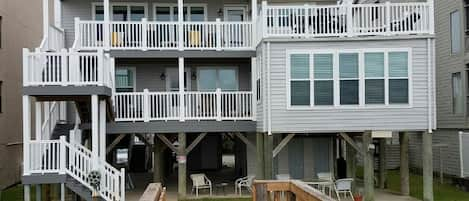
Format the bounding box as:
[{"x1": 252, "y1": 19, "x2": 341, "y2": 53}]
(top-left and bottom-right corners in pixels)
[{"x1": 139, "y1": 183, "x2": 167, "y2": 201}]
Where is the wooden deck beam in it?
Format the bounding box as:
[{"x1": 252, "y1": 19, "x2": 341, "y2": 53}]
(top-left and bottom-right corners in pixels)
[
  {"x1": 234, "y1": 132, "x2": 256, "y2": 151},
  {"x1": 185, "y1": 133, "x2": 207, "y2": 154},
  {"x1": 157, "y1": 134, "x2": 179, "y2": 154},
  {"x1": 106, "y1": 134, "x2": 126, "y2": 154},
  {"x1": 272, "y1": 134, "x2": 295, "y2": 158}
]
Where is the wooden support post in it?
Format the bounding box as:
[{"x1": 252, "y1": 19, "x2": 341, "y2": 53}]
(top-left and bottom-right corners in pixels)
[
  {"x1": 153, "y1": 136, "x2": 163, "y2": 184},
  {"x1": 177, "y1": 133, "x2": 187, "y2": 198},
  {"x1": 423, "y1": 132, "x2": 434, "y2": 201},
  {"x1": 36, "y1": 184, "x2": 41, "y2": 201},
  {"x1": 256, "y1": 133, "x2": 265, "y2": 180},
  {"x1": 400, "y1": 132, "x2": 410, "y2": 196},
  {"x1": 24, "y1": 185, "x2": 31, "y2": 201},
  {"x1": 346, "y1": 143, "x2": 356, "y2": 191},
  {"x1": 379, "y1": 138, "x2": 387, "y2": 189},
  {"x1": 264, "y1": 134, "x2": 273, "y2": 179},
  {"x1": 363, "y1": 131, "x2": 374, "y2": 201}
]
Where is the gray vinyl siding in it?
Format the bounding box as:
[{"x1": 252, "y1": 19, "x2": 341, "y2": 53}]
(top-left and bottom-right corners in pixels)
[
  {"x1": 116, "y1": 58, "x2": 252, "y2": 91},
  {"x1": 434, "y1": 0, "x2": 468, "y2": 129},
  {"x1": 266, "y1": 39, "x2": 432, "y2": 133}
]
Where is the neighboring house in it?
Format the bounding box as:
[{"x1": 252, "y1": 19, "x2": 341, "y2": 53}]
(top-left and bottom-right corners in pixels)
[
  {"x1": 0, "y1": 0, "x2": 49, "y2": 190},
  {"x1": 21, "y1": 0, "x2": 436, "y2": 201}
]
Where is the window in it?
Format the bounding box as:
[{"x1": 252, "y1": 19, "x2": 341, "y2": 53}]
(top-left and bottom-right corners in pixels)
[
  {"x1": 197, "y1": 67, "x2": 238, "y2": 91},
  {"x1": 388, "y1": 52, "x2": 409, "y2": 104},
  {"x1": 313, "y1": 54, "x2": 333, "y2": 105},
  {"x1": 287, "y1": 49, "x2": 410, "y2": 108},
  {"x1": 154, "y1": 4, "x2": 206, "y2": 21},
  {"x1": 451, "y1": 10, "x2": 462, "y2": 54},
  {"x1": 93, "y1": 3, "x2": 147, "y2": 21},
  {"x1": 0, "y1": 16, "x2": 2, "y2": 49},
  {"x1": 339, "y1": 53, "x2": 359, "y2": 105},
  {"x1": 224, "y1": 6, "x2": 246, "y2": 21},
  {"x1": 289, "y1": 54, "x2": 310, "y2": 106},
  {"x1": 256, "y1": 56, "x2": 262, "y2": 102},
  {"x1": 452, "y1": 72, "x2": 463, "y2": 114},
  {"x1": 0, "y1": 81, "x2": 2, "y2": 113},
  {"x1": 365, "y1": 53, "x2": 385, "y2": 104},
  {"x1": 115, "y1": 68, "x2": 135, "y2": 92},
  {"x1": 465, "y1": 0, "x2": 469, "y2": 34}
]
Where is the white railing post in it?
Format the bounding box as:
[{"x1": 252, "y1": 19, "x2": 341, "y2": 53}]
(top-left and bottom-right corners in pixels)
[
  {"x1": 385, "y1": 1, "x2": 391, "y2": 36},
  {"x1": 346, "y1": 0, "x2": 354, "y2": 37},
  {"x1": 178, "y1": 0, "x2": 184, "y2": 51},
  {"x1": 216, "y1": 18, "x2": 222, "y2": 51},
  {"x1": 59, "y1": 136, "x2": 67, "y2": 174},
  {"x1": 69, "y1": 49, "x2": 79, "y2": 84},
  {"x1": 73, "y1": 17, "x2": 80, "y2": 49},
  {"x1": 97, "y1": 49, "x2": 104, "y2": 86},
  {"x1": 262, "y1": 1, "x2": 268, "y2": 38},
  {"x1": 23, "y1": 48, "x2": 30, "y2": 86},
  {"x1": 23, "y1": 96, "x2": 31, "y2": 175},
  {"x1": 142, "y1": 18, "x2": 148, "y2": 50},
  {"x1": 216, "y1": 88, "x2": 222, "y2": 121},
  {"x1": 428, "y1": 0, "x2": 435, "y2": 34},
  {"x1": 60, "y1": 49, "x2": 68, "y2": 85},
  {"x1": 143, "y1": 89, "x2": 150, "y2": 122},
  {"x1": 120, "y1": 168, "x2": 126, "y2": 201}
]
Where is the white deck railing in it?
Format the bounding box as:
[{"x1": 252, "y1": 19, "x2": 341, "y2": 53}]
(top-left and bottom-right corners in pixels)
[
  {"x1": 261, "y1": 1, "x2": 433, "y2": 38},
  {"x1": 75, "y1": 19, "x2": 253, "y2": 50},
  {"x1": 23, "y1": 49, "x2": 114, "y2": 88},
  {"x1": 26, "y1": 137, "x2": 125, "y2": 201},
  {"x1": 114, "y1": 89, "x2": 254, "y2": 122}
]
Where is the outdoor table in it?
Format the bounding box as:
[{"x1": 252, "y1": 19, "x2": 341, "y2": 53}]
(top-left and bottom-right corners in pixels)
[{"x1": 215, "y1": 182, "x2": 229, "y2": 195}]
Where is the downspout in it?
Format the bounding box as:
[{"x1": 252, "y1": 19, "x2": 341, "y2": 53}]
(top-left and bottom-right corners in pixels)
[
  {"x1": 426, "y1": 38, "x2": 434, "y2": 133},
  {"x1": 267, "y1": 42, "x2": 272, "y2": 135},
  {"x1": 432, "y1": 38, "x2": 437, "y2": 130}
]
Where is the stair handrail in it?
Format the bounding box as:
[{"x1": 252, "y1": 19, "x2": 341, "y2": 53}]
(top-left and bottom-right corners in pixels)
[{"x1": 63, "y1": 139, "x2": 125, "y2": 201}]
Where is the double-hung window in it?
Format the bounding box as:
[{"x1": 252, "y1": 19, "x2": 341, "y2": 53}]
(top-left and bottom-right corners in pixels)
[
  {"x1": 290, "y1": 54, "x2": 310, "y2": 106},
  {"x1": 339, "y1": 53, "x2": 359, "y2": 105},
  {"x1": 365, "y1": 52, "x2": 385, "y2": 104},
  {"x1": 288, "y1": 49, "x2": 410, "y2": 108},
  {"x1": 388, "y1": 52, "x2": 409, "y2": 104},
  {"x1": 313, "y1": 54, "x2": 334, "y2": 105}
]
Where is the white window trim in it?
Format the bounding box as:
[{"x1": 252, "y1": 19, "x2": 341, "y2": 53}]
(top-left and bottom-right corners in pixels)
[
  {"x1": 115, "y1": 67, "x2": 136, "y2": 92},
  {"x1": 92, "y1": 2, "x2": 149, "y2": 21},
  {"x1": 196, "y1": 66, "x2": 239, "y2": 91},
  {"x1": 286, "y1": 48, "x2": 413, "y2": 110},
  {"x1": 152, "y1": 3, "x2": 208, "y2": 21}
]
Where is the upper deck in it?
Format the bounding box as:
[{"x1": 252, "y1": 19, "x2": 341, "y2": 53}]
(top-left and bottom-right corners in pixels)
[{"x1": 54, "y1": 0, "x2": 434, "y2": 52}]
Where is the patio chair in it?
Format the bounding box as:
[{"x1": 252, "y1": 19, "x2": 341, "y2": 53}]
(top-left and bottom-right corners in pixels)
[
  {"x1": 190, "y1": 173, "x2": 212, "y2": 197},
  {"x1": 234, "y1": 175, "x2": 255, "y2": 195},
  {"x1": 316, "y1": 172, "x2": 334, "y2": 196},
  {"x1": 334, "y1": 178, "x2": 354, "y2": 201}
]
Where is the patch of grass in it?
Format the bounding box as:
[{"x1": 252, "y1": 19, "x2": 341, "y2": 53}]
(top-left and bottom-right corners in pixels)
[
  {"x1": 0, "y1": 184, "x2": 34, "y2": 201},
  {"x1": 386, "y1": 170, "x2": 469, "y2": 201},
  {"x1": 180, "y1": 198, "x2": 251, "y2": 201},
  {"x1": 356, "y1": 166, "x2": 469, "y2": 201}
]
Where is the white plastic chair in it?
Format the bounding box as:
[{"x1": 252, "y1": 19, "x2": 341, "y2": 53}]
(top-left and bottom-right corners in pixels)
[
  {"x1": 317, "y1": 172, "x2": 333, "y2": 181},
  {"x1": 334, "y1": 178, "x2": 354, "y2": 201},
  {"x1": 234, "y1": 175, "x2": 255, "y2": 195},
  {"x1": 190, "y1": 173, "x2": 212, "y2": 197}
]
